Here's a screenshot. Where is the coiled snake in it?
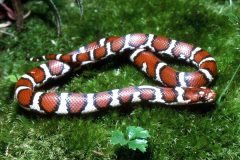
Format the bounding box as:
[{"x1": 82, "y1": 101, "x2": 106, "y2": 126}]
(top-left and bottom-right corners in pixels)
[{"x1": 14, "y1": 33, "x2": 217, "y2": 114}]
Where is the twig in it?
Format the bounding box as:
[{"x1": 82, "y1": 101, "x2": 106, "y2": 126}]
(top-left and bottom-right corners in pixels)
[
  {"x1": 92, "y1": 150, "x2": 105, "y2": 156},
  {"x1": 46, "y1": 0, "x2": 62, "y2": 36},
  {"x1": 0, "y1": 21, "x2": 12, "y2": 28},
  {"x1": 75, "y1": 0, "x2": 84, "y2": 18},
  {"x1": 11, "y1": 0, "x2": 24, "y2": 31},
  {"x1": 217, "y1": 63, "x2": 240, "y2": 104},
  {"x1": 0, "y1": 29, "x2": 15, "y2": 36}
]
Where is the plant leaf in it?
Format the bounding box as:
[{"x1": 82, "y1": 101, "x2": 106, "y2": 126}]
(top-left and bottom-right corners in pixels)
[
  {"x1": 128, "y1": 139, "x2": 148, "y2": 153},
  {"x1": 5, "y1": 74, "x2": 20, "y2": 83},
  {"x1": 110, "y1": 130, "x2": 128, "y2": 146},
  {"x1": 127, "y1": 126, "x2": 150, "y2": 140}
]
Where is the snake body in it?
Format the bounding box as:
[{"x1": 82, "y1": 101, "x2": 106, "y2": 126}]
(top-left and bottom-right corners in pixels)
[{"x1": 14, "y1": 33, "x2": 217, "y2": 114}]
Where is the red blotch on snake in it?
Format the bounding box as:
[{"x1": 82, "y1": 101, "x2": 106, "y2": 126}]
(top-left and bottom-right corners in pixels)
[{"x1": 40, "y1": 92, "x2": 59, "y2": 113}]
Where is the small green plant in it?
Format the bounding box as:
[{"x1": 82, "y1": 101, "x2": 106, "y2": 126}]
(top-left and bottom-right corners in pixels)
[
  {"x1": 5, "y1": 74, "x2": 21, "y2": 83},
  {"x1": 110, "y1": 126, "x2": 150, "y2": 153}
]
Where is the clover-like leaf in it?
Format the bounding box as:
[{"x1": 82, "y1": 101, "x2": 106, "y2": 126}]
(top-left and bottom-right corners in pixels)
[
  {"x1": 110, "y1": 130, "x2": 128, "y2": 146},
  {"x1": 110, "y1": 126, "x2": 150, "y2": 153},
  {"x1": 127, "y1": 126, "x2": 150, "y2": 140},
  {"x1": 128, "y1": 139, "x2": 148, "y2": 153}
]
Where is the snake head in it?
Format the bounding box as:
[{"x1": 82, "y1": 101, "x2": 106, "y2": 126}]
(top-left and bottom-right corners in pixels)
[{"x1": 184, "y1": 87, "x2": 216, "y2": 104}]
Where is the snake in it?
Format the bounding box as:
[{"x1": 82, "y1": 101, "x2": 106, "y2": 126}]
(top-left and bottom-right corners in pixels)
[{"x1": 14, "y1": 33, "x2": 217, "y2": 114}]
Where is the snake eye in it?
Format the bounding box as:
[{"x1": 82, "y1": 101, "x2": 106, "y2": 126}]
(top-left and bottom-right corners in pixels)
[
  {"x1": 198, "y1": 89, "x2": 216, "y2": 103},
  {"x1": 184, "y1": 87, "x2": 216, "y2": 104}
]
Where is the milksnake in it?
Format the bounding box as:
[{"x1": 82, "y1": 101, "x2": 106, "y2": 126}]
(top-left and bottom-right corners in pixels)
[{"x1": 14, "y1": 33, "x2": 217, "y2": 114}]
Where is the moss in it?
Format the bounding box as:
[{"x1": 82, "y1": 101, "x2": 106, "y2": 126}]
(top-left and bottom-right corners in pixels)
[{"x1": 0, "y1": 0, "x2": 240, "y2": 159}]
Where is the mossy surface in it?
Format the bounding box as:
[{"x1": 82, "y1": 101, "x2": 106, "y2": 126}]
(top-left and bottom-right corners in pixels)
[{"x1": 0, "y1": 0, "x2": 239, "y2": 159}]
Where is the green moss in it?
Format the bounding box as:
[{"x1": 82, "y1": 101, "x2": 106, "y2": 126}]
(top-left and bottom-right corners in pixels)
[{"x1": 0, "y1": 0, "x2": 240, "y2": 159}]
